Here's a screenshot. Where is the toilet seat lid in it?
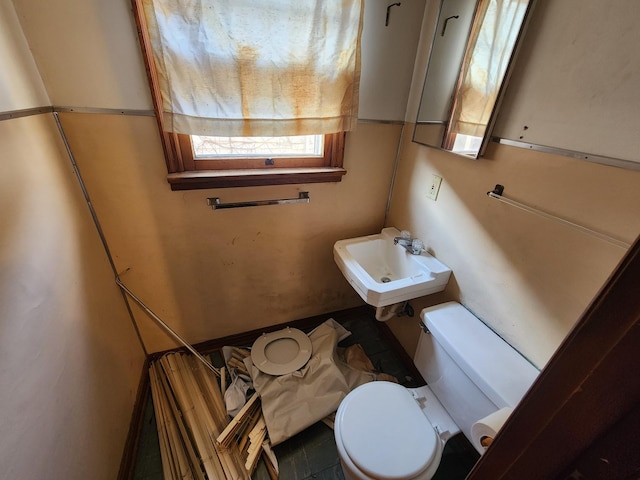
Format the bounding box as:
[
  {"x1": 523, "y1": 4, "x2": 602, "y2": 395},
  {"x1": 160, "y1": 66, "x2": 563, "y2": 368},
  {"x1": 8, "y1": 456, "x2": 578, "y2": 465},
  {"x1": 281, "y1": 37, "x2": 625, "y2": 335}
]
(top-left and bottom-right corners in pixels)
[
  {"x1": 251, "y1": 327, "x2": 312, "y2": 376},
  {"x1": 339, "y1": 382, "x2": 438, "y2": 479}
]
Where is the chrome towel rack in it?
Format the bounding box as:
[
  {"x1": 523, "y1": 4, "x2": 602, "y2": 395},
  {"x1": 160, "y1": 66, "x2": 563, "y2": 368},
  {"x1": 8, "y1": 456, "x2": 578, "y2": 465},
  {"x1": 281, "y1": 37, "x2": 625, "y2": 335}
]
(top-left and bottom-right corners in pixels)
[
  {"x1": 207, "y1": 191, "x2": 310, "y2": 210},
  {"x1": 487, "y1": 184, "x2": 631, "y2": 249}
]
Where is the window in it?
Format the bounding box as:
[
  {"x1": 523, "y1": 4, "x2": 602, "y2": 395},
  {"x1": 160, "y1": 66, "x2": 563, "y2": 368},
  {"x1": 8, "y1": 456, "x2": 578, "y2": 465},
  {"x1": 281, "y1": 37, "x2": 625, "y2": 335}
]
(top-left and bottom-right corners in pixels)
[
  {"x1": 132, "y1": 0, "x2": 362, "y2": 190},
  {"x1": 167, "y1": 131, "x2": 346, "y2": 190},
  {"x1": 192, "y1": 135, "x2": 323, "y2": 161}
]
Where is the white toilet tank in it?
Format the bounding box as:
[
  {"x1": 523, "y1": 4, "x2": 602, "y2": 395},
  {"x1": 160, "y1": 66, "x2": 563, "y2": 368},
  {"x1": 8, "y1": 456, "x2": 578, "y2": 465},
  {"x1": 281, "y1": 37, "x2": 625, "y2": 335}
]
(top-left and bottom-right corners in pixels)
[{"x1": 415, "y1": 302, "x2": 539, "y2": 445}]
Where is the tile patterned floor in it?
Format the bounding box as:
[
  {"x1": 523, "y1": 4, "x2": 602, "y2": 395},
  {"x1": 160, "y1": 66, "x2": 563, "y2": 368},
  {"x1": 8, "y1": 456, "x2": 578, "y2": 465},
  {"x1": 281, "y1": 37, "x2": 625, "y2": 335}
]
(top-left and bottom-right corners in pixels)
[{"x1": 133, "y1": 310, "x2": 479, "y2": 479}]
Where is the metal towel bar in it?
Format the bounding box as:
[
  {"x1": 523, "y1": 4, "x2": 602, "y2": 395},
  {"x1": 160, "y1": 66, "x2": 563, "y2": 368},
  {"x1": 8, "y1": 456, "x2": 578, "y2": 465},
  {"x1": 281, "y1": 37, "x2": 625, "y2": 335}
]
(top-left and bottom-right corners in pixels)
[
  {"x1": 487, "y1": 184, "x2": 630, "y2": 249},
  {"x1": 207, "y1": 191, "x2": 310, "y2": 209}
]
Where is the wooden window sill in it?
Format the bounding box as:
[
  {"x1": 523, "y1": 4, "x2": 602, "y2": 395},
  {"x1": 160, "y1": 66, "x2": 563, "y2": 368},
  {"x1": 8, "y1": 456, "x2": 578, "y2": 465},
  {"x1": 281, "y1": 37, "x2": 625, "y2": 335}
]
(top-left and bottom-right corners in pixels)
[{"x1": 166, "y1": 167, "x2": 347, "y2": 190}]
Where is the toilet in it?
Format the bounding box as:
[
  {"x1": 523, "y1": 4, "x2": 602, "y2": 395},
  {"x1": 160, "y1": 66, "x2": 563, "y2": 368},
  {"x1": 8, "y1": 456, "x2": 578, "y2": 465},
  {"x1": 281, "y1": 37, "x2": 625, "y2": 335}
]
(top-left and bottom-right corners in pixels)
[{"x1": 334, "y1": 302, "x2": 539, "y2": 480}]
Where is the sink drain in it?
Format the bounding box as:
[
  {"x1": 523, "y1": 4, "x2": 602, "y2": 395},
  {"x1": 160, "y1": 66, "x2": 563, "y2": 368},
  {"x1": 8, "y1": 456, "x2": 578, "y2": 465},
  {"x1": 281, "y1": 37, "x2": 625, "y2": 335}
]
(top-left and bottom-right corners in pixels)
[{"x1": 380, "y1": 276, "x2": 391, "y2": 283}]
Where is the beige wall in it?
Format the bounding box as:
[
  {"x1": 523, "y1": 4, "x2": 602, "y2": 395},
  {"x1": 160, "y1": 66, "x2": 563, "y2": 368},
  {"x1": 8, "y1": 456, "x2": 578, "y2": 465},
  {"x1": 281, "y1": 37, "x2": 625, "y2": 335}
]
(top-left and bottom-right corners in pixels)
[
  {"x1": 387, "y1": 0, "x2": 640, "y2": 368},
  {"x1": 0, "y1": 1, "x2": 145, "y2": 477},
  {"x1": 0, "y1": 113, "x2": 146, "y2": 479},
  {"x1": 386, "y1": 137, "x2": 640, "y2": 368},
  {"x1": 11, "y1": 0, "x2": 151, "y2": 109},
  {"x1": 10, "y1": 0, "x2": 417, "y2": 352},
  {"x1": 0, "y1": 0, "x2": 48, "y2": 110},
  {"x1": 494, "y1": 1, "x2": 640, "y2": 163},
  {"x1": 57, "y1": 113, "x2": 399, "y2": 352},
  {"x1": 12, "y1": 0, "x2": 425, "y2": 120},
  {"x1": 359, "y1": 0, "x2": 425, "y2": 120}
]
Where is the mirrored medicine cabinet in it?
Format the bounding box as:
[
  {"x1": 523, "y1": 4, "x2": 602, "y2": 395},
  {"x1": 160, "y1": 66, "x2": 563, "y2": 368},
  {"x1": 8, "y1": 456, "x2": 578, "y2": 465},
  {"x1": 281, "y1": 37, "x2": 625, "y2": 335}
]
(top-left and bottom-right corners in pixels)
[{"x1": 413, "y1": 0, "x2": 535, "y2": 158}]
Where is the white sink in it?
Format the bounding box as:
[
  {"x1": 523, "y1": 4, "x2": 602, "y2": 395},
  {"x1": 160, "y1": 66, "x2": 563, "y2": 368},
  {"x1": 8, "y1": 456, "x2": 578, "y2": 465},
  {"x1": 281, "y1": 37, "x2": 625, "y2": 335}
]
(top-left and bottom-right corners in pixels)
[{"x1": 334, "y1": 227, "x2": 452, "y2": 307}]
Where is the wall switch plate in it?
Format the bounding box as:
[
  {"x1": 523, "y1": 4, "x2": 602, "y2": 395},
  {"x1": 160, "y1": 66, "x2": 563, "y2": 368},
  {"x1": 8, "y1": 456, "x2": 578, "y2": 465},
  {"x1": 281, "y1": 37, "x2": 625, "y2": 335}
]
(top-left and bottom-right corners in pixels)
[{"x1": 427, "y1": 174, "x2": 442, "y2": 201}]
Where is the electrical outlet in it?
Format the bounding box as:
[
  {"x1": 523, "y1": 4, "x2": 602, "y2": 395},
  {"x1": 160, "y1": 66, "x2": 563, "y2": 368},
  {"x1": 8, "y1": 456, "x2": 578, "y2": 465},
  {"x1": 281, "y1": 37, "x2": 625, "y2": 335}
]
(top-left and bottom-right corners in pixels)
[{"x1": 427, "y1": 174, "x2": 442, "y2": 201}]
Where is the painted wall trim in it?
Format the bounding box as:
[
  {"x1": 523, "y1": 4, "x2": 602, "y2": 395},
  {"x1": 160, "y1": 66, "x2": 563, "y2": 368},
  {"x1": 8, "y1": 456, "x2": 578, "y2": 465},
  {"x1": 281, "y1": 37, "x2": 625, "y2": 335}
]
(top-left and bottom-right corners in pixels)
[
  {"x1": 0, "y1": 106, "x2": 53, "y2": 121},
  {"x1": 54, "y1": 106, "x2": 156, "y2": 116},
  {"x1": 492, "y1": 137, "x2": 640, "y2": 172},
  {"x1": 357, "y1": 118, "x2": 405, "y2": 125},
  {"x1": 0, "y1": 106, "x2": 154, "y2": 121},
  {"x1": 0, "y1": 107, "x2": 405, "y2": 126}
]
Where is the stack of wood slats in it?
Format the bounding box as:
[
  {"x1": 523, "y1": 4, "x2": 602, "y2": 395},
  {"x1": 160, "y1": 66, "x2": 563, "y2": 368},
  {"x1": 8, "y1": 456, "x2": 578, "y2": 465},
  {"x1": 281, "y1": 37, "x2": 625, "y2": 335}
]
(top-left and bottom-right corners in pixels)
[
  {"x1": 149, "y1": 352, "x2": 279, "y2": 479},
  {"x1": 215, "y1": 392, "x2": 270, "y2": 474},
  {"x1": 226, "y1": 346, "x2": 251, "y2": 377}
]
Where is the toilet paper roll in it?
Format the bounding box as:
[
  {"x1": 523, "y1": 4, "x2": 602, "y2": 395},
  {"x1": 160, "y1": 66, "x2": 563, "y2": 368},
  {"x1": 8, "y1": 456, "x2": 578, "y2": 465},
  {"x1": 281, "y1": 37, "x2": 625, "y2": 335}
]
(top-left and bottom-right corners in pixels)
[{"x1": 471, "y1": 407, "x2": 514, "y2": 453}]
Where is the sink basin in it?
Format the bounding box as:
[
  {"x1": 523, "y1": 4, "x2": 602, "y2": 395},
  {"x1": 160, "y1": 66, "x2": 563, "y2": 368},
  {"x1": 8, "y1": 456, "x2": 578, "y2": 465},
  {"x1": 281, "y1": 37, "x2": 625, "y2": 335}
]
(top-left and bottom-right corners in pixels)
[{"x1": 334, "y1": 227, "x2": 452, "y2": 307}]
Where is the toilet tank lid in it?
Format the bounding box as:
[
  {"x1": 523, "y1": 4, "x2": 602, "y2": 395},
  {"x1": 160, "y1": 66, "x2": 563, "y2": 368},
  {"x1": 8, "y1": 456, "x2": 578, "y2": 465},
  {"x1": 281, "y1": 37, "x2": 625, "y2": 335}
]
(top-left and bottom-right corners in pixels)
[{"x1": 422, "y1": 302, "x2": 539, "y2": 408}]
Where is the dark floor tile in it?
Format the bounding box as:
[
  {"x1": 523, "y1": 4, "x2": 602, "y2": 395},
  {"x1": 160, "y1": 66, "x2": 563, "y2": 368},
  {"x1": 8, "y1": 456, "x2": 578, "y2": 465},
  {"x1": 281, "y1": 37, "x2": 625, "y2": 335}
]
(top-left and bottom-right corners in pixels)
[
  {"x1": 368, "y1": 349, "x2": 416, "y2": 385},
  {"x1": 303, "y1": 461, "x2": 346, "y2": 480},
  {"x1": 133, "y1": 395, "x2": 162, "y2": 480},
  {"x1": 272, "y1": 432, "x2": 312, "y2": 480},
  {"x1": 433, "y1": 435, "x2": 480, "y2": 479},
  {"x1": 209, "y1": 350, "x2": 226, "y2": 368},
  {"x1": 338, "y1": 317, "x2": 391, "y2": 357},
  {"x1": 299, "y1": 423, "x2": 341, "y2": 475},
  {"x1": 250, "y1": 459, "x2": 271, "y2": 480},
  {"x1": 139, "y1": 471, "x2": 163, "y2": 480}
]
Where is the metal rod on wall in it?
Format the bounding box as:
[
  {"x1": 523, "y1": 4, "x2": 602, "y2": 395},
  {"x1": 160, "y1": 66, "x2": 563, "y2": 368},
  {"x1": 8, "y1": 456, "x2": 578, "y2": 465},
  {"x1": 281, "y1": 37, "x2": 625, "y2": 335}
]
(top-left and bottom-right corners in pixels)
[
  {"x1": 116, "y1": 275, "x2": 220, "y2": 377},
  {"x1": 207, "y1": 191, "x2": 310, "y2": 210},
  {"x1": 487, "y1": 184, "x2": 631, "y2": 249}
]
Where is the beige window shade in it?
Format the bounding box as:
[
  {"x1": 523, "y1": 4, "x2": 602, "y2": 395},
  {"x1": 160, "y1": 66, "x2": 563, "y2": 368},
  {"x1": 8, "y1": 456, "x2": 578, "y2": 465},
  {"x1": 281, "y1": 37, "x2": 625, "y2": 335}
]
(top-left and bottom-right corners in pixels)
[
  {"x1": 447, "y1": 0, "x2": 527, "y2": 139},
  {"x1": 141, "y1": 0, "x2": 363, "y2": 137}
]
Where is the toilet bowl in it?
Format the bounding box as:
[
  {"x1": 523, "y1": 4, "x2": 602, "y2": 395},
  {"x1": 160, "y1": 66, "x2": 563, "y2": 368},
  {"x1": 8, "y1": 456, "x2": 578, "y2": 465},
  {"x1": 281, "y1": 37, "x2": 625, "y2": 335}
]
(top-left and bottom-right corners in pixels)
[
  {"x1": 334, "y1": 302, "x2": 540, "y2": 480},
  {"x1": 334, "y1": 381, "x2": 458, "y2": 480}
]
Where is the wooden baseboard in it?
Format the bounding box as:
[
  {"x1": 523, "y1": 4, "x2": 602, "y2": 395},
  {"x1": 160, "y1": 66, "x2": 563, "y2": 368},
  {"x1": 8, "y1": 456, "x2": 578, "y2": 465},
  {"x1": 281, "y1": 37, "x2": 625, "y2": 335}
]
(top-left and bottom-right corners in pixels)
[
  {"x1": 117, "y1": 358, "x2": 150, "y2": 480},
  {"x1": 148, "y1": 305, "x2": 372, "y2": 362}
]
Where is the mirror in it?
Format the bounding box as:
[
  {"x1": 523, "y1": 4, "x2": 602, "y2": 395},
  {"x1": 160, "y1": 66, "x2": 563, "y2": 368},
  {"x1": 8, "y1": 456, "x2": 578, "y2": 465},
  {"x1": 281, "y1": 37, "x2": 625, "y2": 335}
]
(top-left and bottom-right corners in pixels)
[{"x1": 413, "y1": 0, "x2": 534, "y2": 157}]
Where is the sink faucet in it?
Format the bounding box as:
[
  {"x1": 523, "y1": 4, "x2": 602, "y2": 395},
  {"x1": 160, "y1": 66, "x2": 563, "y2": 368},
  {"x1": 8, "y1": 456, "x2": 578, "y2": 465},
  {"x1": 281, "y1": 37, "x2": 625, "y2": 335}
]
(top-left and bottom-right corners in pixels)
[{"x1": 393, "y1": 231, "x2": 424, "y2": 255}]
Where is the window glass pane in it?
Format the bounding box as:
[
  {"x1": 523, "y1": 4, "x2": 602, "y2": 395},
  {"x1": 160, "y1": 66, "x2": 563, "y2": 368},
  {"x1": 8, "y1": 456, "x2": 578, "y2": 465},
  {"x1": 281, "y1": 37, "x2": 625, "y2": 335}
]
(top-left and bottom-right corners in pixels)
[
  {"x1": 451, "y1": 133, "x2": 483, "y2": 155},
  {"x1": 192, "y1": 135, "x2": 323, "y2": 158}
]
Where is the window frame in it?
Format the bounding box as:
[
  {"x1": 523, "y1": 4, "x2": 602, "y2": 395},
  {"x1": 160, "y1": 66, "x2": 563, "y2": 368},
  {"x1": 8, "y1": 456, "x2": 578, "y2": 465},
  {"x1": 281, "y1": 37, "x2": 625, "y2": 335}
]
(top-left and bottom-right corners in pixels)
[{"x1": 132, "y1": 0, "x2": 347, "y2": 191}]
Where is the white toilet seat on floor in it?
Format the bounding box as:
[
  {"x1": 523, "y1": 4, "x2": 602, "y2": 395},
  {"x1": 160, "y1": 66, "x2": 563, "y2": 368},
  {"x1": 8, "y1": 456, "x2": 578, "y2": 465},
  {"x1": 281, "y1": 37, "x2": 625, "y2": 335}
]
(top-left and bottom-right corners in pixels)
[
  {"x1": 335, "y1": 382, "x2": 442, "y2": 480},
  {"x1": 251, "y1": 327, "x2": 312, "y2": 376}
]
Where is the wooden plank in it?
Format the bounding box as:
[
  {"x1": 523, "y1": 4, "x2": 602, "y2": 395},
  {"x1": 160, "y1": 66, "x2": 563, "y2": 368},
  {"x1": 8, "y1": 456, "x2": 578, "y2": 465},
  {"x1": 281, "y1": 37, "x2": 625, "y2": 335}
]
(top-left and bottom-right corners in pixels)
[
  {"x1": 151, "y1": 361, "x2": 202, "y2": 480},
  {"x1": 230, "y1": 348, "x2": 250, "y2": 362},
  {"x1": 154, "y1": 362, "x2": 195, "y2": 480},
  {"x1": 238, "y1": 409, "x2": 262, "y2": 453},
  {"x1": 226, "y1": 357, "x2": 249, "y2": 376},
  {"x1": 187, "y1": 355, "x2": 228, "y2": 432},
  {"x1": 220, "y1": 367, "x2": 227, "y2": 397},
  {"x1": 261, "y1": 442, "x2": 279, "y2": 480},
  {"x1": 149, "y1": 364, "x2": 178, "y2": 480},
  {"x1": 161, "y1": 355, "x2": 226, "y2": 480},
  {"x1": 150, "y1": 352, "x2": 274, "y2": 480},
  {"x1": 244, "y1": 418, "x2": 268, "y2": 474},
  {"x1": 155, "y1": 360, "x2": 206, "y2": 480},
  {"x1": 177, "y1": 354, "x2": 247, "y2": 480},
  {"x1": 167, "y1": 168, "x2": 346, "y2": 190},
  {"x1": 216, "y1": 392, "x2": 260, "y2": 448}
]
